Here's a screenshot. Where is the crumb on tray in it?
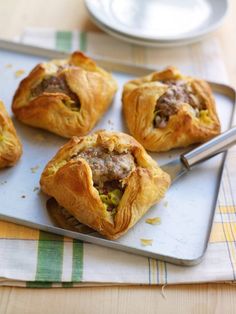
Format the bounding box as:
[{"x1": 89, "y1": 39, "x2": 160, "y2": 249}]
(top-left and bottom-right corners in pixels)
[
  {"x1": 33, "y1": 187, "x2": 40, "y2": 192},
  {"x1": 140, "y1": 239, "x2": 153, "y2": 246},
  {"x1": 108, "y1": 119, "x2": 114, "y2": 125},
  {"x1": 0, "y1": 180, "x2": 7, "y2": 185},
  {"x1": 21, "y1": 195, "x2": 26, "y2": 199},
  {"x1": 30, "y1": 165, "x2": 39, "y2": 173},
  {"x1": 15, "y1": 69, "x2": 25, "y2": 78},
  {"x1": 163, "y1": 201, "x2": 168, "y2": 208},
  {"x1": 145, "y1": 217, "x2": 161, "y2": 225},
  {"x1": 5, "y1": 64, "x2": 12, "y2": 68}
]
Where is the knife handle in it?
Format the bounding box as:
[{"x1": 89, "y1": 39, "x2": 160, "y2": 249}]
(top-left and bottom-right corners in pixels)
[{"x1": 181, "y1": 126, "x2": 236, "y2": 169}]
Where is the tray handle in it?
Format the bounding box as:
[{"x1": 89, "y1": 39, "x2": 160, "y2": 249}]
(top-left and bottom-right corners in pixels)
[{"x1": 181, "y1": 126, "x2": 236, "y2": 168}]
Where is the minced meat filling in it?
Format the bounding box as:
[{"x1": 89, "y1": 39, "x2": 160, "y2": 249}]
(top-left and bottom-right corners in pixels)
[
  {"x1": 74, "y1": 146, "x2": 136, "y2": 213},
  {"x1": 31, "y1": 75, "x2": 81, "y2": 110},
  {"x1": 154, "y1": 80, "x2": 205, "y2": 128},
  {"x1": 77, "y1": 147, "x2": 135, "y2": 185}
]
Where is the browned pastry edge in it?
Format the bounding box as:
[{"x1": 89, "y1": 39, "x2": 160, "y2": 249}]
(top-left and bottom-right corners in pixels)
[
  {"x1": 12, "y1": 51, "x2": 118, "y2": 138},
  {"x1": 40, "y1": 131, "x2": 170, "y2": 239},
  {"x1": 0, "y1": 100, "x2": 22, "y2": 168},
  {"x1": 122, "y1": 66, "x2": 221, "y2": 152}
]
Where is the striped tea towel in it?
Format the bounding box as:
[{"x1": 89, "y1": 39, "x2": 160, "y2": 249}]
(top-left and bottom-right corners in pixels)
[{"x1": 0, "y1": 27, "x2": 236, "y2": 287}]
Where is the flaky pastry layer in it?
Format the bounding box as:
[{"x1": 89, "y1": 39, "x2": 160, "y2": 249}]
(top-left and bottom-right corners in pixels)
[
  {"x1": 12, "y1": 51, "x2": 118, "y2": 138},
  {"x1": 40, "y1": 131, "x2": 170, "y2": 239},
  {"x1": 0, "y1": 100, "x2": 22, "y2": 168},
  {"x1": 122, "y1": 67, "x2": 221, "y2": 152}
]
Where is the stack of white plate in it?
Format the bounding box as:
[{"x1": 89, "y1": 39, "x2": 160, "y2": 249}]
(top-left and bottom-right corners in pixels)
[{"x1": 85, "y1": 0, "x2": 228, "y2": 47}]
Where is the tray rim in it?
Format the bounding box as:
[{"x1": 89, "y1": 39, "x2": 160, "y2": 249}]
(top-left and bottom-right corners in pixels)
[
  {"x1": 0, "y1": 39, "x2": 235, "y2": 266},
  {"x1": 0, "y1": 39, "x2": 235, "y2": 92}
]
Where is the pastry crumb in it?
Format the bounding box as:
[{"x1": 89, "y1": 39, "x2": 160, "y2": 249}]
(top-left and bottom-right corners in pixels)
[
  {"x1": 140, "y1": 239, "x2": 153, "y2": 246},
  {"x1": 33, "y1": 187, "x2": 40, "y2": 192},
  {"x1": 145, "y1": 217, "x2": 161, "y2": 225},
  {"x1": 21, "y1": 195, "x2": 26, "y2": 199},
  {"x1": 0, "y1": 180, "x2": 7, "y2": 185},
  {"x1": 15, "y1": 69, "x2": 25, "y2": 78},
  {"x1": 5, "y1": 64, "x2": 12, "y2": 68},
  {"x1": 163, "y1": 201, "x2": 168, "y2": 207},
  {"x1": 108, "y1": 119, "x2": 114, "y2": 125},
  {"x1": 30, "y1": 165, "x2": 39, "y2": 173}
]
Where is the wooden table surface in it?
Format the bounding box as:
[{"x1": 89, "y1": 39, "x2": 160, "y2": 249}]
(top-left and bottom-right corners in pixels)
[{"x1": 0, "y1": 1, "x2": 236, "y2": 313}]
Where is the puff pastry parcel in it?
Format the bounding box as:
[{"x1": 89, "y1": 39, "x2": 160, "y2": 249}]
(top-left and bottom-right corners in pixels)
[
  {"x1": 12, "y1": 51, "x2": 118, "y2": 138},
  {"x1": 40, "y1": 131, "x2": 170, "y2": 239},
  {"x1": 0, "y1": 100, "x2": 22, "y2": 168},
  {"x1": 122, "y1": 67, "x2": 221, "y2": 152}
]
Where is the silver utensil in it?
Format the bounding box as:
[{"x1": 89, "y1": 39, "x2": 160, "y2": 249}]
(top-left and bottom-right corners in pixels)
[{"x1": 161, "y1": 126, "x2": 236, "y2": 182}]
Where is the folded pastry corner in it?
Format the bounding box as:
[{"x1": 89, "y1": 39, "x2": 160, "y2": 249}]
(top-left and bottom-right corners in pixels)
[
  {"x1": 0, "y1": 100, "x2": 22, "y2": 168},
  {"x1": 12, "y1": 51, "x2": 118, "y2": 138},
  {"x1": 122, "y1": 66, "x2": 221, "y2": 152},
  {"x1": 40, "y1": 131, "x2": 170, "y2": 239}
]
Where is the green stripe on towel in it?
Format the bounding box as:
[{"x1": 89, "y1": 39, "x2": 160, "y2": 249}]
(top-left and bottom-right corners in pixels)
[
  {"x1": 56, "y1": 31, "x2": 72, "y2": 51},
  {"x1": 79, "y1": 32, "x2": 87, "y2": 52},
  {"x1": 72, "y1": 240, "x2": 83, "y2": 281},
  {"x1": 26, "y1": 281, "x2": 53, "y2": 288},
  {"x1": 62, "y1": 282, "x2": 74, "y2": 288},
  {"x1": 35, "y1": 231, "x2": 64, "y2": 282}
]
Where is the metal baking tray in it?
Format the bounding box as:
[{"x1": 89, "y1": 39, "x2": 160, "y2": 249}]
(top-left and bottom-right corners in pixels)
[{"x1": 0, "y1": 40, "x2": 234, "y2": 266}]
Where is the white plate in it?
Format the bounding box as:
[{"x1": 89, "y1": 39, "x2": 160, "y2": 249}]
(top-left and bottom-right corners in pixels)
[
  {"x1": 85, "y1": 0, "x2": 228, "y2": 46},
  {"x1": 87, "y1": 13, "x2": 215, "y2": 48}
]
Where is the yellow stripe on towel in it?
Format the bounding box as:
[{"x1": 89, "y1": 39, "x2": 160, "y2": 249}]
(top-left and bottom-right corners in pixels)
[
  {"x1": 210, "y1": 222, "x2": 236, "y2": 243},
  {"x1": 218, "y1": 206, "x2": 236, "y2": 214},
  {"x1": 0, "y1": 221, "x2": 39, "y2": 240}
]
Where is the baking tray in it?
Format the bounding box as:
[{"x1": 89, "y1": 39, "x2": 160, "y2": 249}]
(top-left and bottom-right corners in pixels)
[{"x1": 0, "y1": 40, "x2": 234, "y2": 266}]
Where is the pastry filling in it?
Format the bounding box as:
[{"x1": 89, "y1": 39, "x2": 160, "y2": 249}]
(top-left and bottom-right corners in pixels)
[
  {"x1": 154, "y1": 80, "x2": 206, "y2": 128},
  {"x1": 31, "y1": 75, "x2": 81, "y2": 111},
  {"x1": 75, "y1": 147, "x2": 136, "y2": 214},
  {"x1": 96, "y1": 181, "x2": 123, "y2": 214}
]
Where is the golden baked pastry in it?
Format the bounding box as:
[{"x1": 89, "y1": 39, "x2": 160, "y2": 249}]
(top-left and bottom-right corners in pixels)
[
  {"x1": 12, "y1": 51, "x2": 118, "y2": 138},
  {"x1": 122, "y1": 67, "x2": 221, "y2": 152},
  {"x1": 0, "y1": 100, "x2": 22, "y2": 168},
  {"x1": 40, "y1": 131, "x2": 170, "y2": 239}
]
